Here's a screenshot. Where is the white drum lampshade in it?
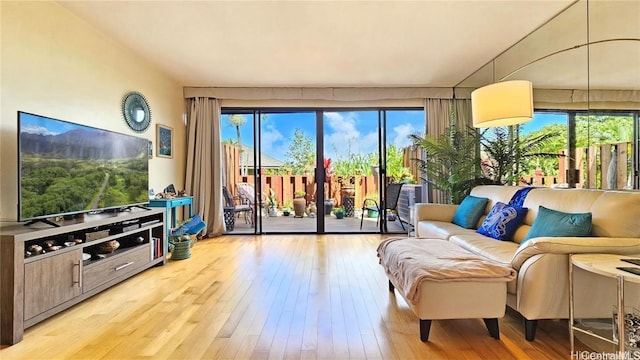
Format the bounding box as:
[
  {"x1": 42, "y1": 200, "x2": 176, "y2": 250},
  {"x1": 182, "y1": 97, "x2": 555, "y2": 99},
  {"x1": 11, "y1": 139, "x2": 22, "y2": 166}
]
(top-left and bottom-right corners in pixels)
[{"x1": 471, "y1": 80, "x2": 533, "y2": 128}]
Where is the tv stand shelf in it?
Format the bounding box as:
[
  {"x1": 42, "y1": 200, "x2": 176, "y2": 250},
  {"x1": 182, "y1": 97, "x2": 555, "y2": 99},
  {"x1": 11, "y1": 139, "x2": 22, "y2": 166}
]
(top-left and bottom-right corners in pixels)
[{"x1": 0, "y1": 208, "x2": 166, "y2": 345}]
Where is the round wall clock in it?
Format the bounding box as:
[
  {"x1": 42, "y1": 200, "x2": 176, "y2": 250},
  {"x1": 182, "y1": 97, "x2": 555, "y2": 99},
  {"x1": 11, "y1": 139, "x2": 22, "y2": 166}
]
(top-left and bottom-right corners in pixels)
[{"x1": 122, "y1": 91, "x2": 151, "y2": 132}]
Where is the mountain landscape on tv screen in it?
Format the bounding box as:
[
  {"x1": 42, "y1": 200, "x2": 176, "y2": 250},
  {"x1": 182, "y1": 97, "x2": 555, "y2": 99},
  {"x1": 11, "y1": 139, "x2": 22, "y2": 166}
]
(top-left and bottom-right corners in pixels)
[
  {"x1": 19, "y1": 123, "x2": 149, "y2": 220},
  {"x1": 20, "y1": 128, "x2": 147, "y2": 160}
]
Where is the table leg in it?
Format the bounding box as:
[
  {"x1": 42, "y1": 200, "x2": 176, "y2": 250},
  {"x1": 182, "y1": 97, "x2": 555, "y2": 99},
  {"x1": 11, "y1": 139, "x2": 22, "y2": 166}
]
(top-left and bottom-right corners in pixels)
[{"x1": 171, "y1": 207, "x2": 177, "y2": 228}]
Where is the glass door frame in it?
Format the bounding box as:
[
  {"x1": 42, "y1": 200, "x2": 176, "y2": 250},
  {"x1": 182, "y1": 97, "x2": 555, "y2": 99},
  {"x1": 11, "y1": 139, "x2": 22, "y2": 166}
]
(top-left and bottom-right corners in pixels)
[{"x1": 222, "y1": 107, "x2": 424, "y2": 234}]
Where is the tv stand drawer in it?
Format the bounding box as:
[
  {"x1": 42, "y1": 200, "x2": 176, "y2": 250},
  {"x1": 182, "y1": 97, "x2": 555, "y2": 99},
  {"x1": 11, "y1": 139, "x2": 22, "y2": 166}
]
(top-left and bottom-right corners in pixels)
[{"x1": 83, "y1": 244, "x2": 151, "y2": 292}]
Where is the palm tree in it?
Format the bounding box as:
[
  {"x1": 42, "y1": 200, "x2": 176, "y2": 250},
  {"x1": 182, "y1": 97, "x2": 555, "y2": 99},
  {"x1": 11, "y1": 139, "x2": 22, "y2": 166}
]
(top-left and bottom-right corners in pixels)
[
  {"x1": 410, "y1": 126, "x2": 562, "y2": 204},
  {"x1": 227, "y1": 114, "x2": 247, "y2": 175},
  {"x1": 409, "y1": 127, "x2": 486, "y2": 204},
  {"x1": 478, "y1": 126, "x2": 561, "y2": 185}
]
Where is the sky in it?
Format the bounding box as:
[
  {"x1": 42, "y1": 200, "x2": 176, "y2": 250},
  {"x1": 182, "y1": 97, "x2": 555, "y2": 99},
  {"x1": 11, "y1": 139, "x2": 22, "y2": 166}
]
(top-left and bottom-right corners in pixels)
[
  {"x1": 221, "y1": 110, "x2": 424, "y2": 163},
  {"x1": 524, "y1": 112, "x2": 567, "y2": 133},
  {"x1": 221, "y1": 110, "x2": 566, "y2": 163},
  {"x1": 20, "y1": 112, "x2": 80, "y2": 135}
]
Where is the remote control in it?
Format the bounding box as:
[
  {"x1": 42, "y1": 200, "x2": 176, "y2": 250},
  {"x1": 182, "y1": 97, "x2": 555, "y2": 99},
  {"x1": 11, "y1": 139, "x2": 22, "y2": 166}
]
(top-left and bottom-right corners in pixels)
[{"x1": 616, "y1": 267, "x2": 640, "y2": 276}]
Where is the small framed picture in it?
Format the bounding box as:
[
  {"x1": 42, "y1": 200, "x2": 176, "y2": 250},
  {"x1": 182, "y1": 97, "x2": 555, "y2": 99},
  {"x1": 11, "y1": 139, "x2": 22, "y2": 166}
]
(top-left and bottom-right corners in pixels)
[
  {"x1": 156, "y1": 124, "x2": 173, "y2": 158},
  {"x1": 148, "y1": 140, "x2": 153, "y2": 159}
]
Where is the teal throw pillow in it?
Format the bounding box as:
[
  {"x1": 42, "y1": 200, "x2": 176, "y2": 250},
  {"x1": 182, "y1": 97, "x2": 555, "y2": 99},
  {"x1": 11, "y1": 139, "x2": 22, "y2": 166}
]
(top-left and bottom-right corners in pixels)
[
  {"x1": 522, "y1": 206, "x2": 592, "y2": 245},
  {"x1": 452, "y1": 195, "x2": 489, "y2": 229},
  {"x1": 477, "y1": 202, "x2": 528, "y2": 241}
]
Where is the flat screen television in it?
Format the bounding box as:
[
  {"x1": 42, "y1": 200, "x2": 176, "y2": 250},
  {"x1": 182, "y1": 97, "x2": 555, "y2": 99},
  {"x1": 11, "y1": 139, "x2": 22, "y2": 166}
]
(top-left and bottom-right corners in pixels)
[{"x1": 18, "y1": 111, "x2": 150, "y2": 225}]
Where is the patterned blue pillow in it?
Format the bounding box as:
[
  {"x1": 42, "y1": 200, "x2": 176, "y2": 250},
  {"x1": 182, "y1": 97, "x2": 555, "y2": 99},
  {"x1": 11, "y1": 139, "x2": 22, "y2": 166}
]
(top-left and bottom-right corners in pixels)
[
  {"x1": 477, "y1": 202, "x2": 528, "y2": 241},
  {"x1": 452, "y1": 195, "x2": 489, "y2": 229}
]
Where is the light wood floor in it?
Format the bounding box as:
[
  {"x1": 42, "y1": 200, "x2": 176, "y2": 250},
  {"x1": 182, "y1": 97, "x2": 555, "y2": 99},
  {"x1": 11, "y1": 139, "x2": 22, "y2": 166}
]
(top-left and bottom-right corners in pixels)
[{"x1": 1, "y1": 235, "x2": 584, "y2": 359}]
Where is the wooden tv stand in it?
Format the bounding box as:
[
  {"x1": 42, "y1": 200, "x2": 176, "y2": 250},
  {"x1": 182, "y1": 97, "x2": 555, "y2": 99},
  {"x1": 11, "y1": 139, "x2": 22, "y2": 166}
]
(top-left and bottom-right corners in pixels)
[{"x1": 0, "y1": 208, "x2": 166, "y2": 345}]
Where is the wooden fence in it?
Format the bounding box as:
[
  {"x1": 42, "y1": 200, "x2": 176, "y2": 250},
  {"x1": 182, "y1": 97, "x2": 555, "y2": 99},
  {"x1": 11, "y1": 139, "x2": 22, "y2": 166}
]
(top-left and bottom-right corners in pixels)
[
  {"x1": 223, "y1": 144, "x2": 382, "y2": 208},
  {"x1": 573, "y1": 141, "x2": 632, "y2": 189},
  {"x1": 223, "y1": 141, "x2": 633, "y2": 206},
  {"x1": 227, "y1": 174, "x2": 381, "y2": 210},
  {"x1": 531, "y1": 142, "x2": 632, "y2": 189}
]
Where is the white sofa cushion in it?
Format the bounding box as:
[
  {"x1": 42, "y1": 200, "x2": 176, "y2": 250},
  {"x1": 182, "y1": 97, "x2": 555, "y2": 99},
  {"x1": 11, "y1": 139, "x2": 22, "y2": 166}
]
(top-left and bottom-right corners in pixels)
[
  {"x1": 416, "y1": 221, "x2": 475, "y2": 240},
  {"x1": 520, "y1": 188, "x2": 640, "y2": 239},
  {"x1": 449, "y1": 234, "x2": 519, "y2": 266}
]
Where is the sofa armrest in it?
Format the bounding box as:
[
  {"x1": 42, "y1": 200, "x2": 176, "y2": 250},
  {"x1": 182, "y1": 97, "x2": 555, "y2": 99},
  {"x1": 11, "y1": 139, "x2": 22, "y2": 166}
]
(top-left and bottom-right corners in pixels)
[
  {"x1": 414, "y1": 203, "x2": 458, "y2": 223},
  {"x1": 511, "y1": 237, "x2": 640, "y2": 270}
]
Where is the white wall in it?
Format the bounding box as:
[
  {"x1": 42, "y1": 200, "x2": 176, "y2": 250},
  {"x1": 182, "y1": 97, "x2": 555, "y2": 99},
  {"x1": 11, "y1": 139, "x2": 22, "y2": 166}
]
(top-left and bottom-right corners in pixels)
[{"x1": 0, "y1": 1, "x2": 186, "y2": 221}]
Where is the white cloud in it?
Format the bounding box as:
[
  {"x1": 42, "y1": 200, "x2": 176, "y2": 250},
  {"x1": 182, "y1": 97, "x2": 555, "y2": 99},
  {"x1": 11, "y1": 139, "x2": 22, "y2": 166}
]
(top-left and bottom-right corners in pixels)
[
  {"x1": 324, "y1": 112, "x2": 378, "y2": 160},
  {"x1": 260, "y1": 121, "x2": 286, "y2": 161},
  {"x1": 392, "y1": 123, "x2": 415, "y2": 148},
  {"x1": 22, "y1": 125, "x2": 57, "y2": 136}
]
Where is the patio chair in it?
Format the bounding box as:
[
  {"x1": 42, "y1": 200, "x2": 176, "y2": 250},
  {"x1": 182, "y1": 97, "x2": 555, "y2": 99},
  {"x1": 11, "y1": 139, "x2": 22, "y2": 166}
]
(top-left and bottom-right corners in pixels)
[
  {"x1": 236, "y1": 182, "x2": 268, "y2": 218},
  {"x1": 360, "y1": 183, "x2": 405, "y2": 232},
  {"x1": 222, "y1": 186, "x2": 253, "y2": 227}
]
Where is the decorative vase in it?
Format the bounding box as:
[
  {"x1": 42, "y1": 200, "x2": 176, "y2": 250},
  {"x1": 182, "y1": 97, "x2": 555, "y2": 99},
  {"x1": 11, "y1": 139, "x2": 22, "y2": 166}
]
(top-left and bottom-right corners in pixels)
[
  {"x1": 341, "y1": 186, "x2": 355, "y2": 197},
  {"x1": 293, "y1": 197, "x2": 306, "y2": 218},
  {"x1": 324, "y1": 199, "x2": 334, "y2": 216}
]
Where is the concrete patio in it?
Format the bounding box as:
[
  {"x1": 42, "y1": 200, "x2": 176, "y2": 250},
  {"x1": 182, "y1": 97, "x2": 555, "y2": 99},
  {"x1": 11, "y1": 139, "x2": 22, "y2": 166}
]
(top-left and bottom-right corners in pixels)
[{"x1": 225, "y1": 210, "x2": 409, "y2": 235}]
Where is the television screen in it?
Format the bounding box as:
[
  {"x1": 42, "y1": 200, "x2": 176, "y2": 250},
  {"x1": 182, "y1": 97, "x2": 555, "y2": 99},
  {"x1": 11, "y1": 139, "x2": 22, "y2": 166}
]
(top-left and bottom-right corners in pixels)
[{"x1": 18, "y1": 111, "x2": 150, "y2": 222}]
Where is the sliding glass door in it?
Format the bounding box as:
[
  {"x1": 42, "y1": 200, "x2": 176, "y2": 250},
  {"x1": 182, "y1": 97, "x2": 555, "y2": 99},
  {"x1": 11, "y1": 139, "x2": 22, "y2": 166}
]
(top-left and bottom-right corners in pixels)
[
  {"x1": 221, "y1": 108, "x2": 425, "y2": 235},
  {"x1": 323, "y1": 110, "x2": 380, "y2": 233},
  {"x1": 259, "y1": 111, "x2": 318, "y2": 233}
]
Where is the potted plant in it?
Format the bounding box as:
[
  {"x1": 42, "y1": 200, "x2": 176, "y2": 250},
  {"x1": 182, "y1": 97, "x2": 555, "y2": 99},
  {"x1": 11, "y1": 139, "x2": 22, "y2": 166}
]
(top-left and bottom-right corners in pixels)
[
  {"x1": 293, "y1": 190, "x2": 306, "y2": 218},
  {"x1": 333, "y1": 206, "x2": 345, "y2": 219},
  {"x1": 409, "y1": 127, "x2": 491, "y2": 204},
  {"x1": 409, "y1": 126, "x2": 561, "y2": 204},
  {"x1": 267, "y1": 188, "x2": 278, "y2": 217}
]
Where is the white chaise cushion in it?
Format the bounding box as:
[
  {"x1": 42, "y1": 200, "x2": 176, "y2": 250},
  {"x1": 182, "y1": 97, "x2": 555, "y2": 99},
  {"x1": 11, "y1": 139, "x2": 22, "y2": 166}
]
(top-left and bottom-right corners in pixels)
[{"x1": 449, "y1": 234, "x2": 519, "y2": 266}]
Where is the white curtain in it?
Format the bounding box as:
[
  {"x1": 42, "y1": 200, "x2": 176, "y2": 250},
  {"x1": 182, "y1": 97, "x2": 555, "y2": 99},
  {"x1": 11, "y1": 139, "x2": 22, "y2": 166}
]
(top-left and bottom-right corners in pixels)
[
  {"x1": 454, "y1": 98, "x2": 472, "y2": 131},
  {"x1": 424, "y1": 98, "x2": 454, "y2": 204},
  {"x1": 185, "y1": 97, "x2": 225, "y2": 236},
  {"x1": 425, "y1": 98, "x2": 451, "y2": 137}
]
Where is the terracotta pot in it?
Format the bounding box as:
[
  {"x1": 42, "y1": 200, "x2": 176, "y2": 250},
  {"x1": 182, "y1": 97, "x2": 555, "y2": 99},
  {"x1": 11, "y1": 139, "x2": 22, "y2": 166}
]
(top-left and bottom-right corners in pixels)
[{"x1": 293, "y1": 197, "x2": 306, "y2": 218}]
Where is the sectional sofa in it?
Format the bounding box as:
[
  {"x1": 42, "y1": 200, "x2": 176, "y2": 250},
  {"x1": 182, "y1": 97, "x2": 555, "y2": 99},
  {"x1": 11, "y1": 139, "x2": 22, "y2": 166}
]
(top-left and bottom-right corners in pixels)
[{"x1": 413, "y1": 185, "x2": 640, "y2": 340}]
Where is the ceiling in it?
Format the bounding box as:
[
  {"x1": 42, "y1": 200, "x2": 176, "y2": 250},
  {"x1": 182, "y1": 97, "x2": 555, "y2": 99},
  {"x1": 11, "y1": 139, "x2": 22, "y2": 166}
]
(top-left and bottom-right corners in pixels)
[{"x1": 58, "y1": 1, "x2": 575, "y2": 88}]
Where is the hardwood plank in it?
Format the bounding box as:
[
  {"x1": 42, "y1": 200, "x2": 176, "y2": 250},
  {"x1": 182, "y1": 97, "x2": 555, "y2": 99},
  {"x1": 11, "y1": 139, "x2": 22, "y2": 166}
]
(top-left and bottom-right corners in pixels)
[{"x1": 1, "y1": 235, "x2": 590, "y2": 359}]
